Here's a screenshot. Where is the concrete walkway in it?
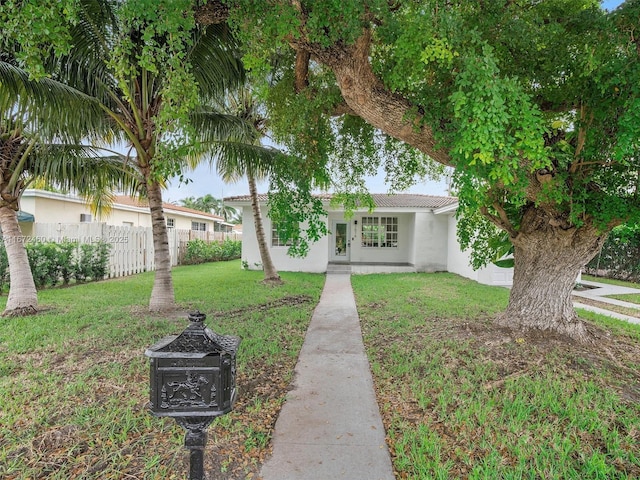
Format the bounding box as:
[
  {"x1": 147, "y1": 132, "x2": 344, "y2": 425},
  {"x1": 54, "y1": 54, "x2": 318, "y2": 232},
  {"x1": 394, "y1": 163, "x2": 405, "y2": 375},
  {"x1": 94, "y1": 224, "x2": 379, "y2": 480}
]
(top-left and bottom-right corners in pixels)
[
  {"x1": 260, "y1": 273, "x2": 395, "y2": 480},
  {"x1": 573, "y1": 280, "x2": 640, "y2": 325}
]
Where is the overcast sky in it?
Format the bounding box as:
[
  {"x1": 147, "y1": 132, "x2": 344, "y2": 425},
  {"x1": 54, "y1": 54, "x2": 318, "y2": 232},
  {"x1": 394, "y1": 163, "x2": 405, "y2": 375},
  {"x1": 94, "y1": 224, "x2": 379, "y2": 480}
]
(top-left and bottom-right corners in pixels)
[{"x1": 163, "y1": 0, "x2": 625, "y2": 204}]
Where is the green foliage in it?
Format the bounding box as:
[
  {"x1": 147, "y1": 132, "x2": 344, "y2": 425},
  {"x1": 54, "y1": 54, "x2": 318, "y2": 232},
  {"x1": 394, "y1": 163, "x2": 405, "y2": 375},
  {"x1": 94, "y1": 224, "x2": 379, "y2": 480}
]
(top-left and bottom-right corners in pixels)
[
  {"x1": 229, "y1": 0, "x2": 640, "y2": 274},
  {"x1": 1, "y1": 240, "x2": 113, "y2": 289},
  {"x1": 25, "y1": 242, "x2": 60, "y2": 288},
  {"x1": 449, "y1": 43, "x2": 548, "y2": 190},
  {"x1": 267, "y1": 181, "x2": 329, "y2": 258},
  {"x1": 180, "y1": 194, "x2": 239, "y2": 222},
  {"x1": 183, "y1": 239, "x2": 241, "y2": 265},
  {"x1": 586, "y1": 224, "x2": 640, "y2": 282},
  {"x1": 0, "y1": 0, "x2": 79, "y2": 78},
  {"x1": 110, "y1": 0, "x2": 201, "y2": 173}
]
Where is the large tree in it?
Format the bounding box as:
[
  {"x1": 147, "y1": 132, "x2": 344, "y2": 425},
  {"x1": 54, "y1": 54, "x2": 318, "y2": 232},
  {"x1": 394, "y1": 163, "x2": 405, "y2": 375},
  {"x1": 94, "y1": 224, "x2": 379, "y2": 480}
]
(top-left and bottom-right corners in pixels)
[{"x1": 194, "y1": 0, "x2": 639, "y2": 341}]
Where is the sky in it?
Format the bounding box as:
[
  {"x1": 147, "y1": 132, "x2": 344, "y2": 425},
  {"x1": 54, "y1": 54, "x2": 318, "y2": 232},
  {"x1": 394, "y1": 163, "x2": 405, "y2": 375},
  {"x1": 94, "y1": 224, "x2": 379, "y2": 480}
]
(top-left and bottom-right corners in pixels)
[{"x1": 162, "y1": 0, "x2": 624, "y2": 204}]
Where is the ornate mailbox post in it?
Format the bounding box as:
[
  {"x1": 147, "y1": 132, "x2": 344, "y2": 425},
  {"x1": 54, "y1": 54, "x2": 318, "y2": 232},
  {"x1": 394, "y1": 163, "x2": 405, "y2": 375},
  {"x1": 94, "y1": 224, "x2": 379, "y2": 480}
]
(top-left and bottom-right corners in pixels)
[{"x1": 145, "y1": 311, "x2": 240, "y2": 480}]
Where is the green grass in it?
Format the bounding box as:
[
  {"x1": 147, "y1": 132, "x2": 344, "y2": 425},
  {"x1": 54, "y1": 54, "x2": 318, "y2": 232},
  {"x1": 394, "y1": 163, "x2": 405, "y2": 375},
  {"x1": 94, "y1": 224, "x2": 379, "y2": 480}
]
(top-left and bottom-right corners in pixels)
[
  {"x1": 0, "y1": 260, "x2": 325, "y2": 479},
  {"x1": 605, "y1": 293, "x2": 640, "y2": 305},
  {"x1": 582, "y1": 274, "x2": 640, "y2": 305},
  {"x1": 4, "y1": 266, "x2": 640, "y2": 479},
  {"x1": 582, "y1": 274, "x2": 640, "y2": 289},
  {"x1": 353, "y1": 272, "x2": 640, "y2": 480}
]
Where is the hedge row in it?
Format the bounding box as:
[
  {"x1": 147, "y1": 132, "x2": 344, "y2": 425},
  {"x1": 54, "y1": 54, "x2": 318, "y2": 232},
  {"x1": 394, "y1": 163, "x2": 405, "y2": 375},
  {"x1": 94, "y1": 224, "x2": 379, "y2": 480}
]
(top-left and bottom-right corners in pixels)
[
  {"x1": 586, "y1": 224, "x2": 640, "y2": 282},
  {"x1": 0, "y1": 240, "x2": 111, "y2": 291},
  {"x1": 183, "y1": 239, "x2": 242, "y2": 265}
]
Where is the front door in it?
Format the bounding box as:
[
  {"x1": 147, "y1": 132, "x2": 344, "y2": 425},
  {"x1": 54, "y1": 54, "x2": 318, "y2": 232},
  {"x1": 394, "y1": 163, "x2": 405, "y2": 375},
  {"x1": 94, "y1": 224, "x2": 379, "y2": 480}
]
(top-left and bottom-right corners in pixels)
[{"x1": 331, "y1": 221, "x2": 350, "y2": 262}]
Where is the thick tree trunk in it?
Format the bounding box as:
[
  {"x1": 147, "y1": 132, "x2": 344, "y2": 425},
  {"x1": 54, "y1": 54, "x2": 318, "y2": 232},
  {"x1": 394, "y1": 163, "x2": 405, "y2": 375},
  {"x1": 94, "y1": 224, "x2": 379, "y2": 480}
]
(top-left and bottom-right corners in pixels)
[
  {"x1": 497, "y1": 207, "x2": 607, "y2": 341},
  {"x1": 0, "y1": 205, "x2": 38, "y2": 316},
  {"x1": 249, "y1": 176, "x2": 282, "y2": 284},
  {"x1": 146, "y1": 179, "x2": 176, "y2": 312}
]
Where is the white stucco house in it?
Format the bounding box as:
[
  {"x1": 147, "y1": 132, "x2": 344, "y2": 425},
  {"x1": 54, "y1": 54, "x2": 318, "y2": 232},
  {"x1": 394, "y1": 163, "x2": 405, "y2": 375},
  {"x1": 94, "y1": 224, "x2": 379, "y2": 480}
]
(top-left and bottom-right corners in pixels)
[{"x1": 226, "y1": 193, "x2": 513, "y2": 286}]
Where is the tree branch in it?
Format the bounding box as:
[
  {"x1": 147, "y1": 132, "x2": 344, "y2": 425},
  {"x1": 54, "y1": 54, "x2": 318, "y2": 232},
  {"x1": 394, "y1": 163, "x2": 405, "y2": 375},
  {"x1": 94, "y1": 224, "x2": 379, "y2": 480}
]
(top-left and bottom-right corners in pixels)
[
  {"x1": 480, "y1": 204, "x2": 518, "y2": 237},
  {"x1": 294, "y1": 49, "x2": 310, "y2": 93},
  {"x1": 194, "y1": 3, "x2": 449, "y2": 165},
  {"x1": 295, "y1": 29, "x2": 451, "y2": 166},
  {"x1": 569, "y1": 105, "x2": 593, "y2": 173}
]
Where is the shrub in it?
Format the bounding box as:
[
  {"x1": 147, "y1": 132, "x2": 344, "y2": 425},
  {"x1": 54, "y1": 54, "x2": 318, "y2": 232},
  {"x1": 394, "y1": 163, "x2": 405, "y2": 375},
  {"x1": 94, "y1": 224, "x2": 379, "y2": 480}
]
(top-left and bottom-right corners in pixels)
[
  {"x1": 0, "y1": 239, "x2": 112, "y2": 290},
  {"x1": 26, "y1": 242, "x2": 60, "y2": 288},
  {"x1": 183, "y1": 239, "x2": 241, "y2": 265},
  {"x1": 90, "y1": 241, "x2": 111, "y2": 280}
]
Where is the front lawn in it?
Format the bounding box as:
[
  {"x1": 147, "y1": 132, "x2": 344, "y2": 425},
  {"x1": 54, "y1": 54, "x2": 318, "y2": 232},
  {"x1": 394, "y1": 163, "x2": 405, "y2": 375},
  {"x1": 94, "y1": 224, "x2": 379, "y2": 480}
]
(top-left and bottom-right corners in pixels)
[
  {"x1": 3, "y1": 265, "x2": 639, "y2": 479},
  {"x1": 353, "y1": 273, "x2": 640, "y2": 479},
  {"x1": 0, "y1": 261, "x2": 325, "y2": 479}
]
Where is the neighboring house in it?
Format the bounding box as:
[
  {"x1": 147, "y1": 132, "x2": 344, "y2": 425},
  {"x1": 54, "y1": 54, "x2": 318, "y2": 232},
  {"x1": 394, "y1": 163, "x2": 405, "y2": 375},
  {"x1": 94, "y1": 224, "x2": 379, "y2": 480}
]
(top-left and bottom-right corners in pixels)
[
  {"x1": 226, "y1": 193, "x2": 513, "y2": 286},
  {"x1": 18, "y1": 189, "x2": 234, "y2": 236}
]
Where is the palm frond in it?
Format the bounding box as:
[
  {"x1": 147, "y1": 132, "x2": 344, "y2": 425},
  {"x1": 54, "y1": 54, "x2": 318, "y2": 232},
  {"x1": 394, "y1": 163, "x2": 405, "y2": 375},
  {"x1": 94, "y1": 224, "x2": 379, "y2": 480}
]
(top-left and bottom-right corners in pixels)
[
  {"x1": 190, "y1": 24, "x2": 245, "y2": 102},
  {"x1": 0, "y1": 61, "x2": 110, "y2": 141},
  {"x1": 50, "y1": 0, "x2": 121, "y2": 111},
  {"x1": 204, "y1": 141, "x2": 285, "y2": 182},
  {"x1": 190, "y1": 108, "x2": 261, "y2": 145},
  {"x1": 26, "y1": 144, "x2": 141, "y2": 198}
]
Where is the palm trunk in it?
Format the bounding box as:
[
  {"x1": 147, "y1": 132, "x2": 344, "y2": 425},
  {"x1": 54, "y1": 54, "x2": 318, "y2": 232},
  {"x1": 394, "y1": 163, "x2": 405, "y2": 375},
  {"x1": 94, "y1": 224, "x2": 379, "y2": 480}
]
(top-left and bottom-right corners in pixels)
[
  {"x1": 0, "y1": 205, "x2": 37, "y2": 315},
  {"x1": 146, "y1": 179, "x2": 176, "y2": 312},
  {"x1": 249, "y1": 175, "x2": 282, "y2": 284},
  {"x1": 497, "y1": 207, "x2": 607, "y2": 341}
]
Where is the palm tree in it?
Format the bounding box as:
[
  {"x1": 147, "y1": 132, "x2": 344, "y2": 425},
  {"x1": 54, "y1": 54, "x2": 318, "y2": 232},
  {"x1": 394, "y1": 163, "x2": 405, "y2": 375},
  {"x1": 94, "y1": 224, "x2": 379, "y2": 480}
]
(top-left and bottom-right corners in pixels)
[
  {"x1": 180, "y1": 194, "x2": 239, "y2": 222},
  {"x1": 212, "y1": 86, "x2": 283, "y2": 284},
  {"x1": 0, "y1": 62, "x2": 138, "y2": 316},
  {"x1": 215, "y1": 200, "x2": 239, "y2": 223},
  {"x1": 48, "y1": 0, "x2": 249, "y2": 312}
]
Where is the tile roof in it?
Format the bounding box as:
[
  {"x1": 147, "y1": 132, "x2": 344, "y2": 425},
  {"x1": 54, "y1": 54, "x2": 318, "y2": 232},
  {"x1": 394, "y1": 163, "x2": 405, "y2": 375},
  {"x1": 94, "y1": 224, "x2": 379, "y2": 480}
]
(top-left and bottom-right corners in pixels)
[
  {"x1": 225, "y1": 193, "x2": 457, "y2": 209},
  {"x1": 113, "y1": 196, "x2": 225, "y2": 220}
]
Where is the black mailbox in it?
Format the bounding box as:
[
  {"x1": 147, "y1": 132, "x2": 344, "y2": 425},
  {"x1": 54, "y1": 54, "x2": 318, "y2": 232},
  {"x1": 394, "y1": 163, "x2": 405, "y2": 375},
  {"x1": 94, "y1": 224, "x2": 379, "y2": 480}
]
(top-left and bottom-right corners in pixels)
[{"x1": 145, "y1": 311, "x2": 240, "y2": 479}]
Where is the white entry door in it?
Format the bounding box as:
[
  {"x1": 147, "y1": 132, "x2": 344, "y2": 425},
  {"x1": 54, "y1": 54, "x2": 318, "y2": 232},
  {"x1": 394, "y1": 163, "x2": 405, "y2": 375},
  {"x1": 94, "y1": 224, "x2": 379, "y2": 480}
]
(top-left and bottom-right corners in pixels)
[{"x1": 331, "y1": 221, "x2": 350, "y2": 262}]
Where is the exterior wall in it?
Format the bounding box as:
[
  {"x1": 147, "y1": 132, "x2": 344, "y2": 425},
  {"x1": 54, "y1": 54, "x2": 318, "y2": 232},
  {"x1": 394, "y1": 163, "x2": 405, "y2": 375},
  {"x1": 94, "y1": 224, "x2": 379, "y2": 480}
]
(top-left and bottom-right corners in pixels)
[
  {"x1": 100, "y1": 208, "x2": 152, "y2": 227},
  {"x1": 20, "y1": 190, "x2": 220, "y2": 233},
  {"x1": 445, "y1": 214, "x2": 514, "y2": 286},
  {"x1": 343, "y1": 212, "x2": 414, "y2": 264},
  {"x1": 240, "y1": 206, "x2": 329, "y2": 273},
  {"x1": 20, "y1": 192, "x2": 94, "y2": 224},
  {"x1": 412, "y1": 211, "x2": 448, "y2": 272},
  {"x1": 235, "y1": 198, "x2": 514, "y2": 284}
]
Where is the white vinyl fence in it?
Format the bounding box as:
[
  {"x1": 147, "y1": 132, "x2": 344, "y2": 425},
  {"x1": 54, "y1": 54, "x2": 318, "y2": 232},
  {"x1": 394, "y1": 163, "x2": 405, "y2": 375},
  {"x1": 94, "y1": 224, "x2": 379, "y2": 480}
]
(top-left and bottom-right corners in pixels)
[{"x1": 32, "y1": 223, "x2": 241, "y2": 278}]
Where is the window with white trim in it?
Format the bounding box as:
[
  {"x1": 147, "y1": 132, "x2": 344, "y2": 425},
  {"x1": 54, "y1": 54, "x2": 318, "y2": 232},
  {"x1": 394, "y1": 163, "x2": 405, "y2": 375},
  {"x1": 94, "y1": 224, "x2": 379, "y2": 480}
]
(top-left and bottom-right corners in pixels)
[
  {"x1": 166, "y1": 218, "x2": 175, "y2": 228},
  {"x1": 271, "y1": 222, "x2": 294, "y2": 247},
  {"x1": 191, "y1": 221, "x2": 207, "y2": 231},
  {"x1": 361, "y1": 216, "x2": 398, "y2": 248}
]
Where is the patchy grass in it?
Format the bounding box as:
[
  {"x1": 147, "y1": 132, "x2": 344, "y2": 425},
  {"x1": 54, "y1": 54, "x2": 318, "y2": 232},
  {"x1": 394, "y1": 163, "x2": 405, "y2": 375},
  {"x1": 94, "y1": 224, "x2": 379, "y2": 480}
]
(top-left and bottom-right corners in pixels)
[
  {"x1": 352, "y1": 272, "x2": 640, "y2": 480},
  {"x1": 583, "y1": 274, "x2": 640, "y2": 289},
  {"x1": 606, "y1": 294, "x2": 640, "y2": 306},
  {"x1": 4, "y1": 265, "x2": 640, "y2": 480},
  {"x1": 0, "y1": 260, "x2": 325, "y2": 480},
  {"x1": 581, "y1": 274, "x2": 640, "y2": 306}
]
